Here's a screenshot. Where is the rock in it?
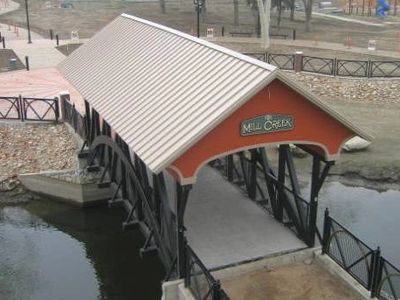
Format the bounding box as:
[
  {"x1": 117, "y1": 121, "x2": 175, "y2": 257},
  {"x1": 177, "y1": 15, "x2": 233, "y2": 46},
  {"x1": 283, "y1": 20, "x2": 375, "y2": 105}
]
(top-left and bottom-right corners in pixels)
[{"x1": 342, "y1": 136, "x2": 371, "y2": 152}]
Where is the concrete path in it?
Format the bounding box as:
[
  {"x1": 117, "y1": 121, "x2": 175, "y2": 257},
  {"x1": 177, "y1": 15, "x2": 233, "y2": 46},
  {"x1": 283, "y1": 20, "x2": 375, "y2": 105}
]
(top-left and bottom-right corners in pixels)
[
  {"x1": 0, "y1": 68, "x2": 85, "y2": 111},
  {"x1": 185, "y1": 166, "x2": 306, "y2": 269},
  {"x1": 313, "y1": 12, "x2": 385, "y2": 27},
  {"x1": 212, "y1": 36, "x2": 400, "y2": 59},
  {"x1": 0, "y1": 24, "x2": 66, "y2": 70}
]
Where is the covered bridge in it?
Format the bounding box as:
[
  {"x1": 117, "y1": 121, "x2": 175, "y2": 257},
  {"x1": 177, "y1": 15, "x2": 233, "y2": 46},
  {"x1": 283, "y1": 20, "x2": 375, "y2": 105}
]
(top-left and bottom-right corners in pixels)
[{"x1": 58, "y1": 14, "x2": 372, "y2": 286}]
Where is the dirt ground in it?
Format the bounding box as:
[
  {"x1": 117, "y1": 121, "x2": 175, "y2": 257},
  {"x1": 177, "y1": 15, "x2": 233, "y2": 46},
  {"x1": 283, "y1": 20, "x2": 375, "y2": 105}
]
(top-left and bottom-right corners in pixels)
[
  {"x1": 222, "y1": 261, "x2": 362, "y2": 300},
  {"x1": 1, "y1": 0, "x2": 399, "y2": 51},
  {"x1": 0, "y1": 123, "x2": 77, "y2": 181}
]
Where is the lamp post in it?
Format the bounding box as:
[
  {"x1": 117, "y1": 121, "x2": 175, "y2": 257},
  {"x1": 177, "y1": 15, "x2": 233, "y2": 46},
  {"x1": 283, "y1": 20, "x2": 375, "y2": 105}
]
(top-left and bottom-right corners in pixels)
[
  {"x1": 25, "y1": 0, "x2": 32, "y2": 44},
  {"x1": 193, "y1": 0, "x2": 203, "y2": 38}
]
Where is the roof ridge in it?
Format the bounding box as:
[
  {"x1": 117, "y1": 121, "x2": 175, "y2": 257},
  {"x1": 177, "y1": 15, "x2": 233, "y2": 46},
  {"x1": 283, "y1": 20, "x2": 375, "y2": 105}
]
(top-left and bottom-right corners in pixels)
[{"x1": 121, "y1": 13, "x2": 276, "y2": 72}]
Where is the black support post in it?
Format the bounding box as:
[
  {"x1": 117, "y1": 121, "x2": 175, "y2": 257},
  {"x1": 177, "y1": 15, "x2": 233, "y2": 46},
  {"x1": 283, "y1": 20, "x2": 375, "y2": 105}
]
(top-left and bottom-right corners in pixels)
[
  {"x1": 277, "y1": 145, "x2": 287, "y2": 222},
  {"x1": 308, "y1": 155, "x2": 321, "y2": 247},
  {"x1": 176, "y1": 183, "x2": 192, "y2": 279},
  {"x1": 226, "y1": 155, "x2": 234, "y2": 182}
]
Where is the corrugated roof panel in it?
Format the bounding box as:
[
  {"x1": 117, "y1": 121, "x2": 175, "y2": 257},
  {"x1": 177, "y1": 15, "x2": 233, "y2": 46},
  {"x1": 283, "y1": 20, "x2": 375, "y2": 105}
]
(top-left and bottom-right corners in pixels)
[{"x1": 58, "y1": 14, "x2": 277, "y2": 173}]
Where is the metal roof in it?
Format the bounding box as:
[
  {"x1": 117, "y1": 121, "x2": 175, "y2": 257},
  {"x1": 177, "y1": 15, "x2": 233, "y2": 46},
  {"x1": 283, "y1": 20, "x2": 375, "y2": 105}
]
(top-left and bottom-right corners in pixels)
[
  {"x1": 58, "y1": 14, "x2": 372, "y2": 174},
  {"x1": 58, "y1": 14, "x2": 278, "y2": 173}
]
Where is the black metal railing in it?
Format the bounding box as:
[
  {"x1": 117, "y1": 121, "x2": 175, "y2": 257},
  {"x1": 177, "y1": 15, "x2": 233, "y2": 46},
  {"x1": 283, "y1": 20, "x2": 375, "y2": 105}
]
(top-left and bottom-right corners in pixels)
[
  {"x1": 302, "y1": 56, "x2": 335, "y2": 76},
  {"x1": 185, "y1": 242, "x2": 230, "y2": 300},
  {"x1": 322, "y1": 209, "x2": 400, "y2": 299},
  {"x1": 370, "y1": 61, "x2": 400, "y2": 78},
  {"x1": 63, "y1": 98, "x2": 86, "y2": 139},
  {"x1": 336, "y1": 59, "x2": 369, "y2": 77},
  {"x1": 244, "y1": 52, "x2": 400, "y2": 78},
  {"x1": 267, "y1": 53, "x2": 295, "y2": 70},
  {"x1": 0, "y1": 96, "x2": 59, "y2": 122},
  {"x1": 0, "y1": 96, "x2": 21, "y2": 120}
]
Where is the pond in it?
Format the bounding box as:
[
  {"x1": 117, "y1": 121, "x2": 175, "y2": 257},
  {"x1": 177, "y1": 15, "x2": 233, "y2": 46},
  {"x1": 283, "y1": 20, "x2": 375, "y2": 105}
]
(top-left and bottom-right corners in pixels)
[
  {"x1": 0, "y1": 181, "x2": 399, "y2": 300},
  {"x1": 0, "y1": 199, "x2": 165, "y2": 300}
]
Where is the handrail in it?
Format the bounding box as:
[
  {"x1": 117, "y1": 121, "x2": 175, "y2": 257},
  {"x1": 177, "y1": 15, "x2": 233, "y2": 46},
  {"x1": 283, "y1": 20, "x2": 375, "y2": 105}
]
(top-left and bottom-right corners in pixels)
[{"x1": 322, "y1": 210, "x2": 400, "y2": 299}]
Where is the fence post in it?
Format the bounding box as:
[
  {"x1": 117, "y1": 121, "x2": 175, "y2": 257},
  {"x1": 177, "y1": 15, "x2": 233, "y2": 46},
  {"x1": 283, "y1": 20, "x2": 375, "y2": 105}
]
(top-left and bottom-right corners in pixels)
[
  {"x1": 19, "y1": 95, "x2": 25, "y2": 122},
  {"x1": 367, "y1": 59, "x2": 371, "y2": 78},
  {"x1": 221, "y1": 26, "x2": 224, "y2": 37},
  {"x1": 25, "y1": 56, "x2": 29, "y2": 71},
  {"x1": 54, "y1": 97, "x2": 60, "y2": 123},
  {"x1": 333, "y1": 58, "x2": 338, "y2": 76},
  {"x1": 2, "y1": 37, "x2": 5, "y2": 49},
  {"x1": 293, "y1": 29, "x2": 296, "y2": 40},
  {"x1": 56, "y1": 34, "x2": 59, "y2": 46},
  {"x1": 294, "y1": 51, "x2": 303, "y2": 73},
  {"x1": 371, "y1": 247, "x2": 383, "y2": 298},
  {"x1": 322, "y1": 208, "x2": 331, "y2": 254},
  {"x1": 59, "y1": 92, "x2": 70, "y2": 122}
]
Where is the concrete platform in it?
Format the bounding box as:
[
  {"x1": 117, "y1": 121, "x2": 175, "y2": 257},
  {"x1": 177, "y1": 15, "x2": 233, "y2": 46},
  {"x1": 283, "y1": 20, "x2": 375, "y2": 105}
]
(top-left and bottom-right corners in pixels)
[{"x1": 185, "y1": 165, "x2": 306, "y2": 270}]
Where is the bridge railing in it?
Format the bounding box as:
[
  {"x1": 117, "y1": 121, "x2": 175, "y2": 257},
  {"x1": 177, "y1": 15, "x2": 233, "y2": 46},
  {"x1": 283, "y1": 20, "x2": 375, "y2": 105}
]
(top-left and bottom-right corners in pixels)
[
  {"x1": 322, "y1": 209, "x2": 400, "y2": 299},
  {"x1": 185, "y1": 241, "x2": 230, "y2": 300},
  {"x1": 62, "y1": 97, "x2": 86, "y2": 139}
]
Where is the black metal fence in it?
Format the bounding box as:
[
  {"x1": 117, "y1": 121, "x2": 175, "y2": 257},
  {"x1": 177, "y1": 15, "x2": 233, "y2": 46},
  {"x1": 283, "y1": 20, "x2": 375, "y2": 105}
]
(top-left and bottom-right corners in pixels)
[
  {"x1": 322, "y1": 209, "x2": 400, "y2": 299},
  {"x1": 245, "y1": 52, "x2": 400, "y2": 78},
  {"x1": 0, "y1": 96, "x2": 21, "y2": 120},
  {"x1": 0, "y1": 96, "x2": 59, "y2": 122},
  {"x1": 185, "y1": 242, "x2": 230, "y2": 300},
  {"x1": 267, "y1": 53, "x2": 295, "y2": 70}
]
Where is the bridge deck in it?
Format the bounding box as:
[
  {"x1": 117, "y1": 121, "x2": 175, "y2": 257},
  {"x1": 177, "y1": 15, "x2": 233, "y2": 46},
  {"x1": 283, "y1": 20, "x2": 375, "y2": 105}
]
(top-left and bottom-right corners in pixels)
[{"x1": 185, "y1": 165, "x2": 306, "y2": 270}]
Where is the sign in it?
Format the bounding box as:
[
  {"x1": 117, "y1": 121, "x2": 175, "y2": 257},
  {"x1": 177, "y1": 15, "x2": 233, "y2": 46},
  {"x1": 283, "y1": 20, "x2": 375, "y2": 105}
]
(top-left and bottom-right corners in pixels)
[{"x1": 241, "y1": 114, "x2": 294, "y2": 136}]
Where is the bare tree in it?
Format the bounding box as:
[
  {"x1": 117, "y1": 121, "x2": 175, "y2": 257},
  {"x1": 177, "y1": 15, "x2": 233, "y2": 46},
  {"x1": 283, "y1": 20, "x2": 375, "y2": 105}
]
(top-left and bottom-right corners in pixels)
[
  {"x1": 303, "y1": 0, "x2": 313, "y2": 31},
  {"x1": 234, "y1": 0, "x2": 239, "y2": 26},
  {"x1": 160, "y1": 0, "x2": 166, "y2": 14},
  {"x1": 288, "y1": 0, "x2": 295, "y2": 20}
]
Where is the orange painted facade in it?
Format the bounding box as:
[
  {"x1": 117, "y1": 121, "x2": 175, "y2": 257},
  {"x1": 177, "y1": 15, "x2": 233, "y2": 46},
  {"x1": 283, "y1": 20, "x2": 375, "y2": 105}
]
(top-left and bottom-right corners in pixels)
[{"x1": 167, "y1": 79, "x2": 356, "y2": 184}]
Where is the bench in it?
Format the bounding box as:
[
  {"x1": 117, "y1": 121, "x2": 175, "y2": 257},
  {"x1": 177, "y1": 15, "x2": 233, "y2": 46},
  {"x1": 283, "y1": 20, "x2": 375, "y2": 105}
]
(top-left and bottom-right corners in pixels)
[
  {"x1": 270, "y1": 32, "x2": 288, "y2": 39},
  {"x1": 230, "y1": 31, "x2": 254, "y2": 37}
]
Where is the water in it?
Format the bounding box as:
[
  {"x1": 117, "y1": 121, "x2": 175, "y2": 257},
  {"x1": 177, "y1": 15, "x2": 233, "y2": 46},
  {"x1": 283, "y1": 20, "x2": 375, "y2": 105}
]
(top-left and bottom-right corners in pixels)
[
  {"x1": 316, "y1": 182, "x2": 400, "y2": 267},
  {"x1": 0, "y1": 200, "x2": 165, "y2": 300},
  {"x1": 0, "y1": 182, "x2": 399, "y2": 300}
]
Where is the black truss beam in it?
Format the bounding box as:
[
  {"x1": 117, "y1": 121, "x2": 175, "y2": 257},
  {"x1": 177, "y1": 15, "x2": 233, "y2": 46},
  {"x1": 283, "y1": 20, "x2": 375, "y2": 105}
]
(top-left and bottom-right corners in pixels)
[
  {"x1": 89, "y1": 135, "x2": 173, "y2": 271},
  {"x1": 176, "y1": 183, "x2": 192, "y2": 279}
]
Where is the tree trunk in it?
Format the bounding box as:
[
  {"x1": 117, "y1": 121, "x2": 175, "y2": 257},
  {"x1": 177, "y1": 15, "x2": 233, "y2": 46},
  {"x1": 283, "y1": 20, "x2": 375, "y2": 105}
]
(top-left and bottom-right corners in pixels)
[
  {"x1": 290, "y1": 0, "x2": 295, "y2": 20},
  {"x1": 303, "y1": 0, "x2": 313, "y2": 32},
  {"x1": 160, "y1": 0, "x2": 166, "y2": 14},
  {"x1": 234, "y1": 0, "x2": 239, "y2": 26},
  {"x1": 277, "y1": 0, "x2": 282, "y2": 27}
]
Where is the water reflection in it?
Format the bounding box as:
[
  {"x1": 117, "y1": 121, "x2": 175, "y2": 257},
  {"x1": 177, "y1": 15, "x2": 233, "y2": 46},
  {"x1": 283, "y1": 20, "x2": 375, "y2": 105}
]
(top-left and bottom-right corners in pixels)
[
  {"x1": 0, "y1": 200, "x2": 164, "y2": 300},
  {"x1": 312, "y1": 182, "x2": 400, "y2": 266}
]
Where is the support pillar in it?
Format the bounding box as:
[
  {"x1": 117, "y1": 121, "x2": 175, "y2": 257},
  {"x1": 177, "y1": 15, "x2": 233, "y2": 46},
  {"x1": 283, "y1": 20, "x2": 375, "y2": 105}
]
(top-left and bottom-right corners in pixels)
[
  {"x1": 176, "y1": 183, "x2": 192, "y2": 279},
  {"x1": 277, "y1": 145, "x2": 287, "y2": 222},
  {"x1": 308, "y1": 156, "x2": 333, "y2": 247}
]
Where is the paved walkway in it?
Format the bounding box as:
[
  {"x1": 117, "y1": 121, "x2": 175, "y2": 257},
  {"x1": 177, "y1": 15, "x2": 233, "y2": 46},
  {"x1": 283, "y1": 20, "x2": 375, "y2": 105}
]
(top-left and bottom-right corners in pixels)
[
  {"x1": 313, "y1": 12, "x2": 385, "y2": 27},
  {"x1": 0, "y1": 24, "x2": 66, "y2": 70},
  {"x1": 184, "y1": 166, "x2": 306, "y2": 269},
  {"x1": 212, "y1": 36, "x2": 400, "y2": 58}
]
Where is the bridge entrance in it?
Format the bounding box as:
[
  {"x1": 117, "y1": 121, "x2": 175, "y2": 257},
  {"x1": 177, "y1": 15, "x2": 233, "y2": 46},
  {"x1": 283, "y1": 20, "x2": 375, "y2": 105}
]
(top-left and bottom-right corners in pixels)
[{"x1": 58, "y1": 14, "x2": 372, "y2": 298}]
